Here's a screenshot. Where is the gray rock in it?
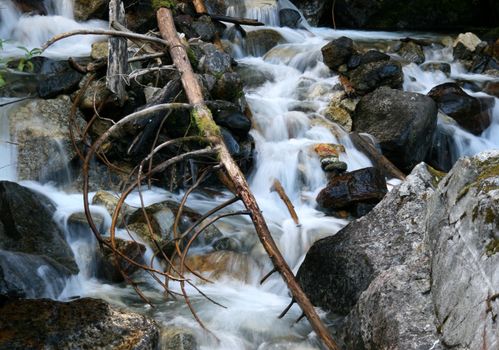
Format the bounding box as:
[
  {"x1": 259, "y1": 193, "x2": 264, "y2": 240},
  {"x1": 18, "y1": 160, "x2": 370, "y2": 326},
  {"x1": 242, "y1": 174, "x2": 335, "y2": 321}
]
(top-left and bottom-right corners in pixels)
[
  {"x1": 348, "y1": 59, "x2": 404, "y2": 95},
  {"x1": 427, "y1": 150, "x2": 499, "y2": 350},
  {"x1": 298, "y1": 163, "x2": 442, "y2": 349},
  {"x1": 397, "y1": 41, "x2": 425, "y2": 64},
  {"x1": 8, "y1": 96, "x2": 86, "y2": 182},
  {"x1": 279, "y1": 8, "x2": 302, "y2": 28},
  {"x1": 161, "y1": 327, "x2": 198, "y2": 350},
  {"x1": 353, "y1": 86, "x2": 438, "y2": 172},
  {"x1": 0, "y1": 297, "x2": 159, "y2": 349},
  {"x1": 197, "y1": 43, "x2": 232, "y2": 75}
]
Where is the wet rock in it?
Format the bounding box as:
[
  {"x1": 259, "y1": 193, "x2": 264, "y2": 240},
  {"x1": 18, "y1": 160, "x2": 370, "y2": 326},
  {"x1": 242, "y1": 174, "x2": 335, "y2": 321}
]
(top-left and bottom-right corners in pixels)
[
  {"x1": 92, "y1": 190, "x2": 134, "y2": 227},
  {"x1": 322, "y1": 36, "x2": 355, "y2": 71},
  {"x1": 161, "y1": 328, "x2": 198, "y2": 350},
  {"x1": 348, "y1": 59, "x2": 403, "y2": 95},
  {"x1": 313, "y1": 143, "x2": 345, "y2": 158},
  {"x1": 212, "y1": 72, "x2": 243, "y2": 102},
  {"x1": 396, "y1": 41, "x2": 425, "y2": 64},
  {"x1": 74, "y1": 0, "x2": 107, "y2": 20},
  {"x1": 196, "y1": 43, "x2": 232, "y2": 75},
  {"x1": 78, "y1": 78, "x2": 110, "y2": 112},
  {"x1": 353, "y1": 86, "x2": 438, "y2": 172},
  {"x1": 0, "y1": 297, "x2": 159, "y2": 349},
  {"x1": 0, "y1": 181, "x2": 78, "y2": 297},
  {"x1": 97, "y1": 238, "x2": 146, "y2": 283},
  {"x1": 279, "y1": 8, "x2": 302, "y2": 28},
  {"x1": 67, "y1": 211, "x2": 107, "y2": 237},
  {"x1": 323, "y1": 103, "x2": 353, "y2": 131},
  {"x1": 421, "y1": 62, "x2": 451, "y2": 76},
  {"x1": 289, "y1": 0, "x2": 326, "y2": 26},
  {"x1": 192, "y1": 15, "x2": 217, "y2": 42},
  {"x1": 0, "y1": 250, "x2": 70, "y2": 298},
  {"x1": 245, "y1": 29, "x2": 285, "y2": 56},
  {"x1": 427, "y1": 82, "x2": 494, "y2": 135},
  {"x1": 182, "y1": 251, "x2": 260, "y2": 283},
  {"x1": 8, "y1": 95, "x2": 86, "y2": 182},
  {"x1": 316, "y1": 167, "x2": 387, "y2": 215},
  {"x1": 212, "y1": 105, "x2": 251, "y2": 138},
  {"x1": 235, "y1": 63, "x2": 274, "y2": 88},
  {"x1": 427, "y1": 150, "x2": 499, "y2": 350},
  {"x1": 90, "y1": 41, "x2": 108, "y2": 60},
  {"x1": 425, "y1": 113, "x2": 459, "y2": 172},
  {"x1": 12, "y1": 0, "x2": 47, "y2": 15},
  {"x1": 127, "y1": 200, "x2": 223, "y2": 258},
  {"x1": 298, "y1": 164, "x2": 441, "y2": 348},
  {"x1": 484, "y1": 81, "x2": 499, "y2": 98},
  {"x1": 453, "y1": 32, "x2": 483, "y2": 60}
]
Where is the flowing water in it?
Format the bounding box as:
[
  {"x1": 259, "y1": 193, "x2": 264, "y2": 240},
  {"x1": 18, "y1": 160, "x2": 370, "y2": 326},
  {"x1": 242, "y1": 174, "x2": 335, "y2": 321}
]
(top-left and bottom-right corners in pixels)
[{"x1": 1, "y1": 0, "x2": 499, "y2": 349}]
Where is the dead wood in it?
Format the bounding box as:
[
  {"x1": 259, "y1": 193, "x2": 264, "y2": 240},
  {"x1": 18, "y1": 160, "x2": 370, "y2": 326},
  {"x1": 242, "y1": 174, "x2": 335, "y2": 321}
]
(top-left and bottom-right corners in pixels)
[
  {"x1": 156, "y1": 6, "x2": 340, "y2": 350},
  {"x1": 271, "y1": 179, "x2": 300, "y2": 225},
  {"x1": 107, "y1": 0, "x2": 128, "y2": 104},
  {"x1": 349, "y1": 132, "x2": 406, "y2": 180}
]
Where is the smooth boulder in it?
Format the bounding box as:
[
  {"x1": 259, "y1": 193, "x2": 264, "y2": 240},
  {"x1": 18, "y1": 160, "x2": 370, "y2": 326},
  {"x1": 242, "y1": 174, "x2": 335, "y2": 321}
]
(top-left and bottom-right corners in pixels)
[
  {"x1": 353, "y1": 86, "x2": 438, "y2": 172},
  {"x1": 428, "y1": 82, "x2": 494, "y2": 135},
  {"x1": 321, "y1": 36, "x2": 355, "y2": 70},
  {"x1": 298, "y1": 163, "x2": 442, "y2": 349}
]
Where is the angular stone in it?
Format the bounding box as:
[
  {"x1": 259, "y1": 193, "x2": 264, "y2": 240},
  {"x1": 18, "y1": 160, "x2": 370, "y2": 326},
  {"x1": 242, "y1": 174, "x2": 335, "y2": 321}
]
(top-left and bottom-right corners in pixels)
[
  {"x1": 316, "y1": 167, "x2": 387, "y2": 212},
  {"x1": 428, "y1": 82, "x2": 493, "y2": 135},
  {"x1": 313, "y1": 143, "x2": 345, "y2": 158},
  {"x1": 322, "y1": 36, "x2": 355, "y2": 70},
  {"x1": 353, "y1": 86, "x2": 438, "y2": 172},
  {"x1": 348, "y1": 60, "x2": 403, "y2": 95}
]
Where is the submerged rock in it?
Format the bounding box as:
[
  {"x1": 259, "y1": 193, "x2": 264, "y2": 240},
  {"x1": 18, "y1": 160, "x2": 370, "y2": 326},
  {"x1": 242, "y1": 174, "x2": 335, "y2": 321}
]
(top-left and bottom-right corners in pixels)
[
  {"x1": 0, "y1": 297, "x2": 159, "y2": 349},
  {"x1": 245, "y1": 29, "x2": 285, "y2": 56},
  {"x1": 428, "y1": 82, "x2": 494, "y2": 135},
  {"x1": 161, "y1": 328, "x2": 198, "y2": 350},
  {"x1": 427, "y1": 150, "x2": 499, "y2": 350},
  {"x1": 279, "y1": 8, "x2": 302, "y2": 28},
  {"x1": 353, "y1": 86, "x2": 438, "y2": 172},
  {"x1": 97, "y1": 238, "x2": 146, "y2": 283},
  {"x1": 127, "y1": 200, "x2": 223, "y2": 258}
]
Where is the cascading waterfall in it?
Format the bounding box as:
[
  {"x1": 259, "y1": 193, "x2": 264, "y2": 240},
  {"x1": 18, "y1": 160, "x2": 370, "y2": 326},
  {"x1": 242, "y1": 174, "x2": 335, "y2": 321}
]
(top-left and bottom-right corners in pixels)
[
  {"x1": 1, "y1": 0, "x2": 499, "y2": 349},
  {"x1": 0, "y1": 0, "x2": 106, "y2": 57}
]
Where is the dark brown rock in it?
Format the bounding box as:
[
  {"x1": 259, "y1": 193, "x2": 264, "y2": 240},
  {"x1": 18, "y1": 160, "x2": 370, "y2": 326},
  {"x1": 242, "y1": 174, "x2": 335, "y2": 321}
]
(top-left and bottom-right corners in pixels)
[
  {"x1": 348, "y1": 60, "x2": 403, "y2": 95},
  {"x1": 428, "y1": 82, "x2": 494, "y2": 135},
  {"x1": 97, "y1": 238, "x2": 146, "y2": 283},
  {"x1": 316, "y1": 167, "x2": 387, "y2": 215},
  {"x1": 321, "y1": 36, "x2": 355, "y2": 70},
  {"x1": 353, "y1": 87, "x2": 438, "y2": 172}
]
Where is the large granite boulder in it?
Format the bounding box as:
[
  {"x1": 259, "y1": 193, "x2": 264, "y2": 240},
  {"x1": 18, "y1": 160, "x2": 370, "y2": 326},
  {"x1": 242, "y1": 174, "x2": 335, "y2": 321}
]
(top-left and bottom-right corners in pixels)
[
  {"x1": 427, "y1": 150, "x2": 499, "y2": 349},
  {"x1": 298, "y1": 163, "x2": 442, "y2": 349},
  {"x1": 0, "y1": 297, "x2": 159, "y2": 349},
  {"x1": 353, "y1": 86, "x2": 438, "y2": 172}
]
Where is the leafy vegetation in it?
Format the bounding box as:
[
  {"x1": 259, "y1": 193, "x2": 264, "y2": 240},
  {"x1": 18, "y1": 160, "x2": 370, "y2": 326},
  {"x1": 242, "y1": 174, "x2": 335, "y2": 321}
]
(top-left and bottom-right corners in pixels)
[{"x1": 0, "y1": 39, "x2": 42, "y2": 88}]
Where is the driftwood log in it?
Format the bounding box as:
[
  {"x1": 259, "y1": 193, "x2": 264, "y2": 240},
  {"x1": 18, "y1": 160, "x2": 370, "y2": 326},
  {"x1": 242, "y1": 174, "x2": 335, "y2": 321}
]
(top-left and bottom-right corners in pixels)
[
  {"x1": 156, "y1": 6, "x2": 340, "y2": 350},
  {"x1": 107, "y1": 0, "x2": 127, "y2": 104}
]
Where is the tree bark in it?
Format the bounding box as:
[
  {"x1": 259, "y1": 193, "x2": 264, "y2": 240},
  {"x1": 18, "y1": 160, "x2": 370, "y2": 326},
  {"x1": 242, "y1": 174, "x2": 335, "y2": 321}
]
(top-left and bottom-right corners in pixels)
[
  {"x1": 156, "y1": 7, "x2": 339, "y2": 350},
  {"x1": 349, "y1": 132, "x2": 406, "y2": 180},
  {"x1": 107, "y1": 0, "x2": 127, "y2": 104}
]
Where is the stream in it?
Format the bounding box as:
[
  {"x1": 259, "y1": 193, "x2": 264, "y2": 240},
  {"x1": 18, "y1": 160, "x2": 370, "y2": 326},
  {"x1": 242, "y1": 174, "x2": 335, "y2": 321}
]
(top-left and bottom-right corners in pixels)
[{"x1": 1, "y1": 0, "x2": 498, "y2": 349}]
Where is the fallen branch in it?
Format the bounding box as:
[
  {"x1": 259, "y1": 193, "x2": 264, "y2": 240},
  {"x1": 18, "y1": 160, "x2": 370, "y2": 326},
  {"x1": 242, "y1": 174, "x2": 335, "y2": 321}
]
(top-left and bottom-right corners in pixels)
[
  {"x1": 271, "y1": 179, "x2": 300, "y2": 225},
  {"x1": 41, "y1": 29, "x2": 168, "y2": 51},
  {"x1": 349, "y1": 132, "x2": 406, "y2": 180},
  {"x1": 156, "y1": 7, "x2": 339, "y2": 350},
  {"x1": 195, "y1": 13, "x2": 265, "y2": 26}
]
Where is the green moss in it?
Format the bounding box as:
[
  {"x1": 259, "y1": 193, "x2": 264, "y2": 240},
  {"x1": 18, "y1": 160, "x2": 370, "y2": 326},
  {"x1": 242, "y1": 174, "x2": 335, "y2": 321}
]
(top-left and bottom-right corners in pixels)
[
  {"x1": 151, "y1": 0, "x2": 175, "y2": 11},
  {"x1": 186, "y1": 48, "x2": 198, "y2": 67},
  {"x1": 427, "y1": 165, "x2": 447, "y2": 187},
  {"x1": 485, "y1": 208, "x2": 497, "y2": 225},
  {"x1": 191, "y1": 107, "x2": 221, "y2": 138},
  {"x1": 485, "y1": 239, "x2": 499, "y2": 257}
]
